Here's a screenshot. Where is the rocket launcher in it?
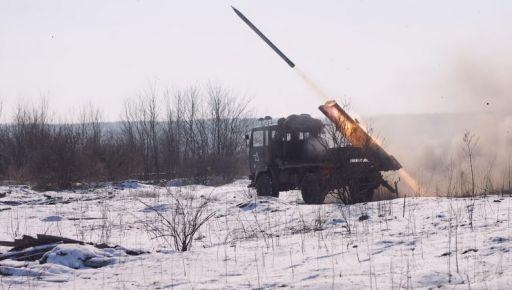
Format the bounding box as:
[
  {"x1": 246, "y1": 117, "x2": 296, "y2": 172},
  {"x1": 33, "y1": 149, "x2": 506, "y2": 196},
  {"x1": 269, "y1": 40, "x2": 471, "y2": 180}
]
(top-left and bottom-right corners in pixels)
[{"x1": 319, "y1": 100, "x2": 402, "y2": 172}]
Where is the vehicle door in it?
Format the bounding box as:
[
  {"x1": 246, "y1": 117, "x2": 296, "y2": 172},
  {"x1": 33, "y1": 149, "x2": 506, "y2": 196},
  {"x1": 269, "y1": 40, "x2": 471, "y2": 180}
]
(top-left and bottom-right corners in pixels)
[{"x1": 249, "y1": 129, "x2": 268, "y2": 173}]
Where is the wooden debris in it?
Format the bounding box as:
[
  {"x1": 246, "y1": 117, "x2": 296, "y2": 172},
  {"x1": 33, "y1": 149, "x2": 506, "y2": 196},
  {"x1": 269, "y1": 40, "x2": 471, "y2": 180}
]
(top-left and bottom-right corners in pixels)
[
  {"x1": 0, "y1": 234, "x2": 148, "y2": 263},
  {"x1": 67, "y1": 217, "x2": 107, "y2": 221},
  {"x1": 0, "y1": 243, "x2": 61, "y2": 262},
  {"x1": 0, "y1": 240, "x2": 16, "y2": 247},
  {"x1": 0, "y1": 234, "x2": 84, "y2": 252},
  {"x1": 0, "y1": 201, "x2": 22, "y2": 206}
]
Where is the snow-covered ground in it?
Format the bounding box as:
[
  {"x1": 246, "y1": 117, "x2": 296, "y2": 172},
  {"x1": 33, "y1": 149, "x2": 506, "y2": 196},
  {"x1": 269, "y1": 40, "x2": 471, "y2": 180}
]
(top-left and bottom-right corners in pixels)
[{"x1": 1, "y1": 180, "x2": 512, "y2": 289}]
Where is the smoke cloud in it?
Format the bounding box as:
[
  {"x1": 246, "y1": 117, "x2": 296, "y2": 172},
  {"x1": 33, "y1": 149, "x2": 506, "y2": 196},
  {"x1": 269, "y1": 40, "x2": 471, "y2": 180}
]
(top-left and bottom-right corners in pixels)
[
  {"x1": 372, "y1": 50, "x2": 512, "y2": 195},
  {"x1": 443, "y1": 52, "x2": 512, "y2": 112}
]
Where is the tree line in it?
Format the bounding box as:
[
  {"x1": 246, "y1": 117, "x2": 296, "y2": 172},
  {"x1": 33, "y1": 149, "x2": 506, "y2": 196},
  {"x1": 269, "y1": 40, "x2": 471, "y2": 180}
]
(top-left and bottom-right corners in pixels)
[{"x1": 0, "y1": 84, "x2": 253, "y2": 190}]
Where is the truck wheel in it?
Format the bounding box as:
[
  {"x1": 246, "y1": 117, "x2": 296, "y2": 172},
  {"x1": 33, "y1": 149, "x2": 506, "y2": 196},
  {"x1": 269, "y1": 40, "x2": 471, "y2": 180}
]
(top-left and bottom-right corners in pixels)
[
  {"x1": 301, "y1": 173, "x2": 327, "y2": 204},
  {"x1": 349, "y1": 188, "x2": 374, "y2": 204},
  {"x1": 347, "y1": 179, "x2": 375, "y2": 204},
  {"x1": 256, "y1": 173, "x2": 276, "y2": 197}
]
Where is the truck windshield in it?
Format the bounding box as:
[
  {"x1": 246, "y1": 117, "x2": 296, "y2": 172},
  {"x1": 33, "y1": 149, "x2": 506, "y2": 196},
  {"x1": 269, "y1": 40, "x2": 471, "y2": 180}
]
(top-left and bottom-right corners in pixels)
[{"x1": 252, "y1": 130, "x2": 265, "y2": 147}]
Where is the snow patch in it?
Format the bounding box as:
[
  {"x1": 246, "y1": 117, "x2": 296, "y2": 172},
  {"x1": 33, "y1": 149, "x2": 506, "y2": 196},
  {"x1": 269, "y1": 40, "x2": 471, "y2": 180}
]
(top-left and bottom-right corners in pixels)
[
  {"x1": 141, "y1": 203, "x2": 169, "y2": 213},
  {"x1": 116, "y1": 180, "x2": 145, "y2": 189},
  {"x1": 41, "y1": 215, "x2": 64, "y2": 222},
  {"x1": 237, "y1": 197, "x2": 290, "y2": 213},
  {"x1": 41, "y1": 244, "x2": 120, "y2": 269}
]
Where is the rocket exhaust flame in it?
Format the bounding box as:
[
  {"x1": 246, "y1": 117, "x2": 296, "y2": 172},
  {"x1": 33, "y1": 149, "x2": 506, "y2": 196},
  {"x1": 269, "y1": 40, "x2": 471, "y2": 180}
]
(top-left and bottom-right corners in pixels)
[
  {"x1": 399, "y1": 168, "x2": 421, "y2": 195},
  {"x1": 319, "y1": 101, "x2": 402, "y2": 172}
]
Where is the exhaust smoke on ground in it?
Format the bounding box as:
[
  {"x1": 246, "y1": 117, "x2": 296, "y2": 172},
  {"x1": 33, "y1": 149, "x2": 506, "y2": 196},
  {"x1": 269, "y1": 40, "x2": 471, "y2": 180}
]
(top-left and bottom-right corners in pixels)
[{"x1": 371, "y1": 51, "x2": 512, "y2": 196}]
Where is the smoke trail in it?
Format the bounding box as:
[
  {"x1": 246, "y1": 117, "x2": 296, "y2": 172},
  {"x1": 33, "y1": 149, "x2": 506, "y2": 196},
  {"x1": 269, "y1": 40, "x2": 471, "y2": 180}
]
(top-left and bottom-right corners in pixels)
[{"x1": 294, "y1": 67, "x2": 330, "y2": 103}]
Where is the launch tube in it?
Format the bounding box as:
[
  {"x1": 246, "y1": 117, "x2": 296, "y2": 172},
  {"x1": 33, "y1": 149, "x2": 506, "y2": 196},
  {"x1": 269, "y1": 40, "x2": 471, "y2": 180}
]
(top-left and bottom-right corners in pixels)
[{"x1": 319, "y1": 100, "x2": 402, "y2": 171}]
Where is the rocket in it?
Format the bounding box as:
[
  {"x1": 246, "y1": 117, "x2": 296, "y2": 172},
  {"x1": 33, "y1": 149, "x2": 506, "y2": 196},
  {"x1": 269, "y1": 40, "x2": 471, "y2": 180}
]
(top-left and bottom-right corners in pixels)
[{"x1": 231, "y1": 6, "x2": 295, "y2": 68}]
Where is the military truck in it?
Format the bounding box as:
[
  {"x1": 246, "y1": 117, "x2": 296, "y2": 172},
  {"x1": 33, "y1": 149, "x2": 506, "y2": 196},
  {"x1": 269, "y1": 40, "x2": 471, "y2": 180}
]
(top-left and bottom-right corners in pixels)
[{"x1": 246, "y1": 113, "x2": 399, "y2": 204}]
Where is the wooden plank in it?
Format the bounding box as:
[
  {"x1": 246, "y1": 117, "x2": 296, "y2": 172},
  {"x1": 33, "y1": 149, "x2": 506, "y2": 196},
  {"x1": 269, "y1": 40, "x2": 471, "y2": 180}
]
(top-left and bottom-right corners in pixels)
[
  {"x1": 9, "y1": 235, "x2": 40, "y2": 252},
  {"x1": 0, "y1": 241, "x2": 16, "y2": 247},
  {"x1": 0, "y1": 243, "x2": 60, "y2": 261},
  {"x1": 36, "y1": 234, "x2": 83, "y2": 245},
  {"x1": 67, "y1": 217, "x2": 106, "y2": 221}
]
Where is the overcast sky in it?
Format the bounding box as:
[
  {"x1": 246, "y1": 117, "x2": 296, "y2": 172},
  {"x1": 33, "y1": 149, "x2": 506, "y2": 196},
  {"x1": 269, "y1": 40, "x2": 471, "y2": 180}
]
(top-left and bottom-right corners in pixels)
[{"x1": 1, "y1": 0, "x2": 510, "y2": 121}]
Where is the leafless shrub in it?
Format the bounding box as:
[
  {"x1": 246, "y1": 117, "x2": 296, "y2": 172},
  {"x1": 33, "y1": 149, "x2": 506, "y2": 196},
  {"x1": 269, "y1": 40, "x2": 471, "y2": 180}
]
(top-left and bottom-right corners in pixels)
[
  {"x1": 505, "y1": 157, "x2": 512, "y2": 195},
  {"x1": 240, "y1": 187, "x2": 255, "y2": 199},
  {"x1": 0, "y1": 99, "x2": 7, "y2": 179},
  {"x1": 481, "y1": 158, "x2": 496, "y2": 196},
  {"x1": 461, "y1": 130, "x2": 479, "y2": 230},
  {"x1": 462, "y1": 130, "x2": 478, "y2": 197},
  {"x1": 445, "y1": 157, "x2": 456, "y2": 197},
  {"x1": 313, "y1": 206, "x2": 327, "y2": 230},
  {"x1": 97, "y1": 203, "x2": 113, "y2": 244},
  {"x1": 141, "y1": 192, "x2": 215, "y2": 251},
  {"x1": 8, "y1": 207, "x2": 21, "y2": 239},
  {"x1": 338, "y1": 204, "x2": 355, "y2": 235}
]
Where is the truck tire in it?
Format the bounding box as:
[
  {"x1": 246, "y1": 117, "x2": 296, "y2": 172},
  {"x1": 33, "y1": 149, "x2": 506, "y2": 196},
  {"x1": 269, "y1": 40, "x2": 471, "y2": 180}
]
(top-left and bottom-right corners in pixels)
[
  {"x1": 348, "y1": 188, "x2": 374, "y2": 204},
  {"x1": 346, "y1": 179, "x2": 376, "y2": 204},
  {"x1": 301, "y1": 173, "x2": 327, "y2": 204},
  {"x1": 256, "y1": 173, "x2": 277, "y2": 197}
]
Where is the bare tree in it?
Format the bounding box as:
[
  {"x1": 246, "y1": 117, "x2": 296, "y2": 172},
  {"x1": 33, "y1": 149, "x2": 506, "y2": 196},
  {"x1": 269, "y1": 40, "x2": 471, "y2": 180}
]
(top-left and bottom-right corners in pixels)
[
  {"x1": 0, "y1": 99, "x2": 6, "y2": 178},
  {"x1": 160, "y1": 84, "x2": 251, "y2": 181},
  {"x1": 183, "y1": 86, "x2": 200, "y2": 173},
  {"x1": 121, "y1": 84, "x2": 161, "y2": 178},
  {"x1": 1, "y1": 83, "x2": 253, "y2": 188},
  {"x1": 206, "y1": 84, "x2": 251, "y2": 177},
  {"x1": 77, "y1": 103, "x2": 105, "y2": 180},
  {"x1": 9, "y1": 99, "x2": 52, "y2": 182},
  {"x1": 162, "y1": 88, "x2": 184, "y2": 178},
  {"x1": 78, "y1": 103, "x2": 103, "y2": 150}
]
